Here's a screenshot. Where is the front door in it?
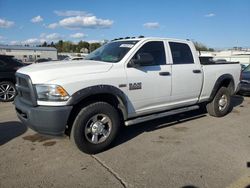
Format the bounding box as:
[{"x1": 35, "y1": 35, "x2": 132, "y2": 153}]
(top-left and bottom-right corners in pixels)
[{"x1": 125, "y1": 41, "x2": 172, "y2": 116}]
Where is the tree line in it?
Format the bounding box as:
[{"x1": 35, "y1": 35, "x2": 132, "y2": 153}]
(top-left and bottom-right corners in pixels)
[
  {"x1": 193, "y1": 41, "x2": 215, "y2": 51},
  {"x1": 37, "y1": 39, "x2": 214, "y2": 53},
  {"x1": 38, "y1": 40, "x2": 102, "y2": 53}
]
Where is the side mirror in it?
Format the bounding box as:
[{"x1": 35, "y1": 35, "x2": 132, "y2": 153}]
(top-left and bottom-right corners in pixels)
[{"x1": 129, "y1": 53, "x2": 154, "y2": 67}]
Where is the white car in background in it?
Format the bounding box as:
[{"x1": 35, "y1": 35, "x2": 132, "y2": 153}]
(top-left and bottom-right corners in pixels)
[{"x1": 63, "y1": 56, "x2": 85, "y2": 61}]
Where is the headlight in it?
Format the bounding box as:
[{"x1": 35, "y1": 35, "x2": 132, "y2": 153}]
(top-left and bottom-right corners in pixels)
[{"x1": 35, "y1": 84, "x2": 69, "y2": 101}]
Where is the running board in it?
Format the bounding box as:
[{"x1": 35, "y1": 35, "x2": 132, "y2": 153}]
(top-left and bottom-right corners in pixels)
[{"x1": 124, "y1": 105, "x2": 200, "y2": 126}]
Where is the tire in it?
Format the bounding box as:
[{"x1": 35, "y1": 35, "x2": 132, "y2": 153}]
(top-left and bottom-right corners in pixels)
[
  {"x1": 0, "y1": 81, "x2": 17, "y2": 102},
  {"x1": 206, "y1": 87, "x2": 231, "y2": 117},
  {"x1": 70, "y1": 102, "x2": 121, "y2": 154}
]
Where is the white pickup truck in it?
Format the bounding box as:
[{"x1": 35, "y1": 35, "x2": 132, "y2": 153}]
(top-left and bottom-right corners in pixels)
[{"x1": 14, "y1": 37, "x2": 241, "y2": 154}]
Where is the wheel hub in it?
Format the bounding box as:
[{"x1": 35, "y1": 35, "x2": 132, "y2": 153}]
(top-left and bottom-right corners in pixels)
[
  {"x1": 218, "y1": 94, "x2": 228, "y2": 111},
  {"x1": 84, "y1": 114, "x2": 112, "y2": 144},
  {"x1": 91, "y1": 122, "x2": 105, "y2": 134}
]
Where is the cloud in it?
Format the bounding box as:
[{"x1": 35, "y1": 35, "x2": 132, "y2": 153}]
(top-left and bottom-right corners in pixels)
[
  {"x1": 43, "y1": 33, "x2": 63, "y2": 41},
  {"x1": 22, "y1": 38, "x2": 41, "y2": 45},
  {"x1": 20, "y1": 33, "x2": 63, "y2": 45},
  {"x1": 47, "y1": 23, "x2": 59, "y2": 29},
  {"x1": 0, "y1": 38, "x2": 6, "y2": 44},
  {"x1": 40, "y1": 33, "x2": 46, "y2": 38},
  {"x1": 205, "y1": 13, "x2": 216, "y2": 17},
  {"x1": 70, "y1": 32, "x2": 86, "y2": 38},
  {"x1": 54, "y1": 10, "x2": 92, "y2": 17},
  {"x1": 87, "y1": 40, "x2": 103, "y2": 44},
  {"x1": 143, "y1": 22, "x2": 160, "y2": 29},
  {"x1": 40, "y1": 33, "x2": 63, "y2": 41},
  {"x1": 31, "y1": 15, "x2": 43, "y2": 23},
  {"x1": 48, "y1": 10, "x2": 113, "y2": 30},
  {"x1": 0, "y1": 18, "x2": 14, "y2": 28},
  {"x1": 10, "y1": 40, "x2": 20, "y2": 45},
  {"x1": 46, "y1": 33, "x2": 62, "y2": 40},
  {"x1": 58, "y1": 16, "x2": 113, "y2": 29}
]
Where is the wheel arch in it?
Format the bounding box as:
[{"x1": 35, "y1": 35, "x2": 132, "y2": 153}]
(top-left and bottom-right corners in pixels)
[
  {"x1": 209, "y1": 74, "x2": 235, "y2": 101},
  {"x1": 66, "y1": 85, "x2": 128, "y2": 131}
]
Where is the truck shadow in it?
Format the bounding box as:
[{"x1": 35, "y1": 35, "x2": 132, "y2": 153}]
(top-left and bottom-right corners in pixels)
[
  {"x1": 229, "y1": 95, "x2": 244, "y2": 113},
  {"x1": 113, "y1": 95, "x2": 244, "y2": 148},
  {"x1": 0, "y1": 121, "x2": 27, "y2": 146},
  {"x1": 231, "y1": 95, "x2": 244, "y2": 107},
  {"x1": 114, "y1": 109, "x2": 207, "y2": 148}
]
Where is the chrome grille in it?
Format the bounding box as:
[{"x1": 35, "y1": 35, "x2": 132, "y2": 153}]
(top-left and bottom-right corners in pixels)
[{"x1": 16, "y1": 73, "x2": 37, "y2": 106}]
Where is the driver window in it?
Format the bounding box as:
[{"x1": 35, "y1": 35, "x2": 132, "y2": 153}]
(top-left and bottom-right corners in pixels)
[{"x1": 132, "y1": 41, "x2": 166, "y2": 66}]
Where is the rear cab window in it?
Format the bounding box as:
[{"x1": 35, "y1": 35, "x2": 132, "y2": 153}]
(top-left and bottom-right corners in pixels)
[{"x1": 169, "y1": 42, "x2": 194, "y2": 64}]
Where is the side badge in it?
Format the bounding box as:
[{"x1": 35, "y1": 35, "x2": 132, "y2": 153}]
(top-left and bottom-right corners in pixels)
[{"x1": 129, "y1": 82, "x2": 142, "y2": 90}]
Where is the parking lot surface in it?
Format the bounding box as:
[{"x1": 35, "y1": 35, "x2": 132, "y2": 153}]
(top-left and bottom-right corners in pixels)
[{"x1": 0, "y1": 96, "x2": 250, "y2": 188}]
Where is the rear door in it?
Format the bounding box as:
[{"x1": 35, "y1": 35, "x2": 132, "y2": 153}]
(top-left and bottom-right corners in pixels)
[{"x1": 169, "y1": 42, "x2": 203, "y2": 106}]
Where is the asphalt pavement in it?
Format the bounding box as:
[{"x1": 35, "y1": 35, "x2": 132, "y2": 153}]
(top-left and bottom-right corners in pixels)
[{"x1": 0, "y1": 96, "x2": 250, "y2": 188}]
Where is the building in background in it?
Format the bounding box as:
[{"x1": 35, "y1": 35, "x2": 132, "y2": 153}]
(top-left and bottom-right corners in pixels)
[
  {"x1": 200, "y1": 49, "x2": 250, "y2": 65},
  {"x1": 0, "y1": 45, "x2": 57, "y2": 62}
]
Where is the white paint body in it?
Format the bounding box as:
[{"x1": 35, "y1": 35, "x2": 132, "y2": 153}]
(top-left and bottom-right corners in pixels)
[{"x1": 17, "y1": 37, "x2": 241, "y2": 118}]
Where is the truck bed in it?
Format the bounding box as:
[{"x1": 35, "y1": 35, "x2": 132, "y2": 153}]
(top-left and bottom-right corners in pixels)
[{"x1": 199, "y1": 63, "x2": 241, "y2": 102}]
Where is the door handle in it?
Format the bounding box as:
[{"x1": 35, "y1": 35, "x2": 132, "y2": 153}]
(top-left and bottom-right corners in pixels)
[
  {"x1": 159, "y1": 72, "x2": 171, "y2": 76},
  {"x1": 193, "y1": 69, "x2": 201, "y2": 74}
]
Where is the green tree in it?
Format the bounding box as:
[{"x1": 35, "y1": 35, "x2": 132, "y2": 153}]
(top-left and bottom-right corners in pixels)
[
  {"x1": 193, "y1": 41, "x2": 214, "y2": 51},
  {"x1": 89, "y1": 42, "x2": 101, "y2": 52},
  {"x1": 62, "y1": 41, "x2": 73, "y2": 52},
  {"x1": 53, "y1": 40, "x2": 101, "y2": 53},
  {"x1": 55, "y1": 40, "x2": 63, "y2": 52},
  {"x1": 78, "y1": 41, "x2": 90, "y2": 53},
  {"x1": 50, "y1": 42, "x2": 55, "y2": 47},
  {"x1": 42, "y1": 41, "x2": 47, "y2": 47}
]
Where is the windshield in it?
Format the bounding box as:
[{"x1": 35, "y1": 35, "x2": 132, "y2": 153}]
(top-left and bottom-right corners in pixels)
[
  {"x1": 85, "y1": 40, "x2": 138, "y2": 63},
  {"x1": 243, "y1": 64, "x2": 250, "y2": 72}
]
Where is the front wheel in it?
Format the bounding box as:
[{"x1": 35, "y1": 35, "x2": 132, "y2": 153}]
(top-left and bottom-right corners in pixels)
[
  {"x1": 70, "y1": 102, "x2": 121, "y2": 154},
  {"x1": 206, "y1": 87, "x2": 231, "y2": 117}
]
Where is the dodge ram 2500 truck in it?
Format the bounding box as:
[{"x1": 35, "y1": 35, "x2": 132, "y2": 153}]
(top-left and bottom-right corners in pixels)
[{"x1": 14, "y1": 37, "x2": 241, "y2": 154}]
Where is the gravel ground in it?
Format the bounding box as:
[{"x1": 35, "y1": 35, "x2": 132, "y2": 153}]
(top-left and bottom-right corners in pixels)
[{"x1": 0, "y1": 96, "x2": 250, "y2": 188}]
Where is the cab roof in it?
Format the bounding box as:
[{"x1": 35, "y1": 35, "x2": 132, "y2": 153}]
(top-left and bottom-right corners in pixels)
[{"x1": 112, "y1": 37, "x2": 190, "y2": 43}]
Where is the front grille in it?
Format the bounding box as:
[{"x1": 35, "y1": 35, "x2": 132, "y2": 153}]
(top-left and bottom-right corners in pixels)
[
  {"x1": 16, "y1": 73, "x2": 37, "y2": 106},
  {"x1": 19, "y1": 77, "x2": 29, "y2": 87}
]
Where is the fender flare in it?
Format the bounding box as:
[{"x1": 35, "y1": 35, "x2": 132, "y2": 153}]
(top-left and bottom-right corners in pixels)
[
  {"x1": 67, "y1": 85, "x2": 128, "y2": 119},
  {"x1": 209, "y1": 74, "x2": 235, "y2": 101}
]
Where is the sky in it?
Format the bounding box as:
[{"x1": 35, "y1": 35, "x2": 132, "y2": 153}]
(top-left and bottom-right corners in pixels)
[{"x1": 0, "y1": 0, "x2": 249, "y2": 49}]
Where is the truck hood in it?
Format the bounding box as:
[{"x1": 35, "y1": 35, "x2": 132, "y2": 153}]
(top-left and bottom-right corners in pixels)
[{"x1": 17, "y1": 60, "x2": 113, "y2": 83}]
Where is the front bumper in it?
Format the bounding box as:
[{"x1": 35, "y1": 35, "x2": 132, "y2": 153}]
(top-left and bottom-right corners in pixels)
[{"x1": 14, "y1": 96, "x2": 73, "y2": 136}]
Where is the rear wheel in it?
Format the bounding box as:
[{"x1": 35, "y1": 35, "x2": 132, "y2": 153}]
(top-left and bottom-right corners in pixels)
[
  {"x1": 206, "y1": 87, "x2": 231, "y2": 117},
  {"x1": 0, "y1": 81, "x2": 17, "y2": 102},
  {"x1": 70, "y1": 102, "x2": 121, "y2": 154}
]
